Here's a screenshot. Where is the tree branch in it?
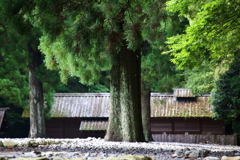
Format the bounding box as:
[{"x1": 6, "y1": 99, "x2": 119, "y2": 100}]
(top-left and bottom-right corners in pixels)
[{"x1": 107, "y1": 0, "x2": 130, "y2": 20}]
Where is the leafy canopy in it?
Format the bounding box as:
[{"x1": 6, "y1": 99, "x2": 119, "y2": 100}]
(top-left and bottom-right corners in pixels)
[
  {"x1": 39, "y1": 36, "x2": 109, "y2": 85},
  {"x1": 165, "y1": 0, "x2": 240, "y2": 69},
  {"x1": 25, "y1": 0, "x2": 173, "y2": 86}
]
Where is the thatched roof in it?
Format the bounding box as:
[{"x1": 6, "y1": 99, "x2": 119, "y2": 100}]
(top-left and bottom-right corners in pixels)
[{"x1": 51, "y1": 89, "x2": 213, "y2": 118}]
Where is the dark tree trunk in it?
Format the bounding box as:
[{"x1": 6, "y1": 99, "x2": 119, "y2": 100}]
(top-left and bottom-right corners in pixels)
[
  {"x1": 105, "y1": 40, "x2": 145, "y2": 142},
  {"x1": 28, "y1": 47, "x2": 46, "y2": 138},
  {"x1": 141, "y1": 80, "x2": 154, "y2": 141}
]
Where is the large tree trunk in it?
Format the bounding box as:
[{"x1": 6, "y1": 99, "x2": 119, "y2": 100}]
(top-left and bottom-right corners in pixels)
[
  {"x1": 105, "y1": 40, "x2": 145, "y2": 142},
  {"x1": 28, "y1": 47, "x2": 46, "y2": 138},
  {"x1": 141, "y1": 80, "x2": 154, "y2": 142},
  {"x1": 104, "y1": 41, "x2": 122, "y2": 141}
]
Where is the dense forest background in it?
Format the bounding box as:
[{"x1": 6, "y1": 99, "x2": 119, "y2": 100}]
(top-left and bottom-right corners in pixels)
[{"x1": 0, "y1": 0, "x2": 239, "y2": 140}]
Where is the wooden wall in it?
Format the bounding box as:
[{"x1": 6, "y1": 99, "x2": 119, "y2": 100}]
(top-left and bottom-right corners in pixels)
[
  {"x1": 46, "y1": 118, "x2": 82, "y2": 138},
  {"x1": 46, "y1": 117, "x2": 226, "y2": 138},
  {"x1": 45, "y1": 118, "x2": 106, "y2": 138},
  {"x1": 151, "y1": 117, "x2": 225, "y2": 135},
  {"x1": 45, "y1": 117, "x2": 236, "y2": 145}
]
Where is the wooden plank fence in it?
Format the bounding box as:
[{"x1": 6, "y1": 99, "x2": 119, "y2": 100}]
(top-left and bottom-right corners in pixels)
[{"x1": 152, "y1": 132, "x2": 237, "y2": 145}]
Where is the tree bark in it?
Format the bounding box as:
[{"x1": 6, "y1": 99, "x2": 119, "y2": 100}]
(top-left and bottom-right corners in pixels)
[
  {"x1": 28, "y1": 47, "x2": 46, "y2": 138},
  {"x1": 105, "y1": 40, "x2": 145, "y2": 142},
  {"x1": 104, "y1": 44, "x2": 122, "y2": 141},
  {"x1": 141, "y1": 80, "x2": 154, "y2": 141}
]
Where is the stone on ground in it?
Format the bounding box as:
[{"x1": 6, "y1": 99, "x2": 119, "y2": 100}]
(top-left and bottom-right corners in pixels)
[
  {"x1": 2, "y1": 140, "x2": 17, "y2": 147},
  {"x1": 103, "y1": 155, "x2": 152, "y2": 160},
  {"x1": 221, "y1": 156, "x2": 240, "y2": 160},
  {"x1": 203, "y1": 157, "x2": 220, "y2": 160}
]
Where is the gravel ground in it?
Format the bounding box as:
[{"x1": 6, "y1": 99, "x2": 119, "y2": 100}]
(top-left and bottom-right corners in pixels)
[{"x1": 0, "y1": 138, "x2": 240, "y2": 160}]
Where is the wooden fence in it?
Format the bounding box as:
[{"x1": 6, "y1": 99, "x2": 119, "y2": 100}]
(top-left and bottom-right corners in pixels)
[
  {"x1": 151, "y1": 117, "x2": 225, "y2": 135},
  {"x1": 152, "y1": 132, "x2": 237, "y2": 145}
]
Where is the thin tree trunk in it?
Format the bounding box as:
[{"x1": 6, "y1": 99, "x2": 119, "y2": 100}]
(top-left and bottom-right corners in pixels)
[
  {"x1": 28, "y1": 47, "x2": 46, "y2": 138},
  {"x1": 105, "y1": 40, "x2": 145, "y2": 142},
  {"x1": 141, "y1": 80, "x2": 154, "y2": 142}
]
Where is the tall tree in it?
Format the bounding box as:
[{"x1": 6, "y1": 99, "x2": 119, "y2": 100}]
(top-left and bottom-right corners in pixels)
[
  {"x1": 212, "y1": 55, "x2": 240, "y2": 135},
  {"x1": 35, "y1": 0, "x2": 145, "y2": 142},
  {"x1": 0, "y1": 1, "x2": 60, "y2": 137},
  {"x1": 28, "y1": 41, "x2": 45, "y2": 137},
  {"x1": 1, "y1": 0, "x2": 100, "y2": 137},
  {"x1": 0, "y1": 9, "x2": 46, "y2": 137},
  {"x1": 32, "y1": 0, "x2": 171, "y2": 142}
]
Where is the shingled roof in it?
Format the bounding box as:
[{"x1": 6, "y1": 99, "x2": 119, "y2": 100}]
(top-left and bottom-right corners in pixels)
[
  {"x1": 51, "y1": 89, "x2": 213, "y2": 118},
  {"x1": 52, "y1": 93, "x2": 110, "y2": 117},
  {"x1": 79, "y1": 120, "x2": 108, "y2": 131}
]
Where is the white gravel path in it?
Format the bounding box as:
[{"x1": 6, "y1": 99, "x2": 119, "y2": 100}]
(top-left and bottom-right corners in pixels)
[{"x1": 0, "y1": 137, "x2": 239, "y2": 159}]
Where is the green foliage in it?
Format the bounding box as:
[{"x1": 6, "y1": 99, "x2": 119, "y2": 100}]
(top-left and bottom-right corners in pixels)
[
  {"x1": 184, "y1": 62, "x2": 215, "y2": 95},
  {"x1": 141, "y1": 10, "x2": 187, "y2": 92},
  {"x1": 0, "y1": 0, "x2": 112, "y2": 138},
  {"x1": 56, "y1": 77, "x2": 89, "y2": 93},
  {"x1": 164, "y1": 0, "x2": 240, "y2": 129},
  {"x1": 34, "y1": 1, "x2": 147, "y2": 85},
  {"x1": 88, "y1": 84, "x2": 109, "y2": 93},
  {"x1": 141, "y1": 47, "x2": 183, "y2": 92},
  {"x1": 212, "y1": 56, "x2": 240, "y2": 134},
  {"x1": 184, "y1": 70, "x2": 214, "y2": 95},
  {"x1": 165, "y1": 0, "x2": 240, "y2": 69},
  {"x1": 183, "y1": 60, "x2": 232, "y2": 95},
  {"x1": 141, "y1": 0, "x2": 167, "y2": 47},
  {"x1": 0, "y1": 28, "x2": 29, "y2": 108},
  {"x1": 35, "y1": 63, "x2": 64, "y2": 118},
  {"x1": 39, "y1": 35, "x2": 110, "y2": 85},
  {"x1": 34, "y1": 0, "x2": 182, "y2": 93},
  {"x1": 1, "y1": 0, "x2": 78, "y2": 133},
  {"x1": 0, "y1": 5, "x2": 32, "y2": 137}
]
